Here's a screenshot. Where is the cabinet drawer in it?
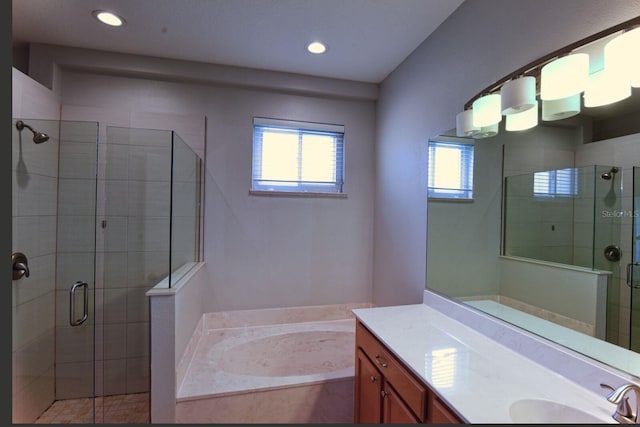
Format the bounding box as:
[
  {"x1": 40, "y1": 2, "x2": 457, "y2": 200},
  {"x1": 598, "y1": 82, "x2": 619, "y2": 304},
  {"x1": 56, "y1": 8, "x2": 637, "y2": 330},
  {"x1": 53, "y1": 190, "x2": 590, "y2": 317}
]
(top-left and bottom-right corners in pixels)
[{"x1": 356, "y1": 321, "x2": 427, "y2": 421}]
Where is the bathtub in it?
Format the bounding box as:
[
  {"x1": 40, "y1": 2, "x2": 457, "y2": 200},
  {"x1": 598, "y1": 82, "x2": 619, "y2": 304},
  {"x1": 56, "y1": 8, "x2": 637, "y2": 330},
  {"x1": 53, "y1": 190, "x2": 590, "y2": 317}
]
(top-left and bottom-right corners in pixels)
[{"x1": 175, "y1": 303, "x2": 369, "y2": 423}]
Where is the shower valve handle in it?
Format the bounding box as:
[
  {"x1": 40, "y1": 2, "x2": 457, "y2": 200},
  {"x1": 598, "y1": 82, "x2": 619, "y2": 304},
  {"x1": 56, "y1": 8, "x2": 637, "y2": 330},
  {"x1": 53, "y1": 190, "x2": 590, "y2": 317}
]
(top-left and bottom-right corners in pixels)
[{"x1": 12, "y1": 252, "x2": 30, "y2": 280}]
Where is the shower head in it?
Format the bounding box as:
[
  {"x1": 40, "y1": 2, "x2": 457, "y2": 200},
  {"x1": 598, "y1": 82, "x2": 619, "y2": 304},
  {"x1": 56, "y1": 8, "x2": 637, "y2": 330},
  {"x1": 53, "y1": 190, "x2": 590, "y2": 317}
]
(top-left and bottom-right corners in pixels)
[
  {"x1": 16, "y1": 120, "x2": 50, "y2": 144},
  {"x1": 601, "y1": 166, "x2": 619, "y2": 180}
]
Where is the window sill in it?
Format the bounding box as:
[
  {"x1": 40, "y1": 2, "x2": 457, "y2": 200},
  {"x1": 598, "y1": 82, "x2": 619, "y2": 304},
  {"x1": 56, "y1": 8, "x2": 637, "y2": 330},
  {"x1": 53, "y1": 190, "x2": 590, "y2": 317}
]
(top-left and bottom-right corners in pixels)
[{"x1": 249, "y1": 189, "x2": 348, "y2": 199}]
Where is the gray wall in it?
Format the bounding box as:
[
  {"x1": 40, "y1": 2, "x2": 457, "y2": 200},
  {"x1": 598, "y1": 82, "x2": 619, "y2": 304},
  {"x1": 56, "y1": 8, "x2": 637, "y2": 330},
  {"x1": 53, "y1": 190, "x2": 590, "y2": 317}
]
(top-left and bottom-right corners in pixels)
[
  {"x1": 373, "y1": 0, "x2": 640, "y2": 306},
  {"x1": 40, "y1": 50, "x2": 376, "y2": 313}
]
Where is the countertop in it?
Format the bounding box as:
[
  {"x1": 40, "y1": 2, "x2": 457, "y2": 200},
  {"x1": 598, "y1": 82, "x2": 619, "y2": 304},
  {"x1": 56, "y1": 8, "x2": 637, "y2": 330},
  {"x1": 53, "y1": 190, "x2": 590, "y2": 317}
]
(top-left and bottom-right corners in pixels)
[{"x1": 353, "y1": 304, "x2": 617, "y2": 424}]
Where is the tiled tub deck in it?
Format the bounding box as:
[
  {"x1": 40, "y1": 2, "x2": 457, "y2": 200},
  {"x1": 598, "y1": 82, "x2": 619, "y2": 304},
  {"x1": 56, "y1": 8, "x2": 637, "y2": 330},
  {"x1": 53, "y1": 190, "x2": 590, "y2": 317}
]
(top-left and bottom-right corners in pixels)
[{"x1": 175, "y1": 303, "x2": 369, "y2": 423}]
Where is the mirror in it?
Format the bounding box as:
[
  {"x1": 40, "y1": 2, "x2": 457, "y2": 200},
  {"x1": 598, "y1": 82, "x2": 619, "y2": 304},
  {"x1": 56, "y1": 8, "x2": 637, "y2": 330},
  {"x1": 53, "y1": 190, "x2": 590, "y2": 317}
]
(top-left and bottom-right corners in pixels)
[{"x1": 426, "y1": 20, "x2": 640, "y2": 378}]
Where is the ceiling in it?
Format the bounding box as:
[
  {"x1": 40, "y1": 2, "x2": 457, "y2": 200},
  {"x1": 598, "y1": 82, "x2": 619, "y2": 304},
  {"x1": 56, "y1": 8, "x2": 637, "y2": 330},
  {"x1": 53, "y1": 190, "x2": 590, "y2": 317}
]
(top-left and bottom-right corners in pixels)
[{"x1": 12, "y1": 0, "x2": 464, "y2": 83}]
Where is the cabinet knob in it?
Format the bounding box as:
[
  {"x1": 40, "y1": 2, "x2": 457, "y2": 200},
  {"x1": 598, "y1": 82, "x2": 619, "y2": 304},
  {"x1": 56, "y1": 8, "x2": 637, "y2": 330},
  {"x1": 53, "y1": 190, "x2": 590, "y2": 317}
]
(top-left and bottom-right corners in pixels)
[
  {"x1": 381, "y1": 390, "x2": 387, "y2": 398},
  {"x1": 375, "y1": 354, "x2": 388, "y2": 368},
  {"x1": 370, "y1": 375, "x2": 377, "y2": 383}
]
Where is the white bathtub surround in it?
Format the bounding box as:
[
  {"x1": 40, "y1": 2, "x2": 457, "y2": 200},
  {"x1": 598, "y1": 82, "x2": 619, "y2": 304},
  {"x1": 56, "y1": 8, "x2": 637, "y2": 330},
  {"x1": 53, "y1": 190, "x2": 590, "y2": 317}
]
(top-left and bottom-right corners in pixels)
[
  {"x1": 176, "y1": 318, "x2": 356, "y2": 423},
  {"x1": 498, "y1": 256, "x2": 609, "y2": 339},
  {"x1": 462, "y1": 294, "x2": 596, "y2": 336},
  {"x1": 354, "y1": 301, "x2": 623, "y2": 423},
  {"x1": 147, "y1": 262, "x2": 207, "y2": 423},
  {"x1": 179, "y1": 319, "x2": 354, "y2": 400},
  {"x1": 176, "y1": 380, "x2": 354, "y2": 424},
  {"x1": 203, "y1": 302, "x2": 372, "y2": 329},
  {"x1": 173, "y1": 302, "x2": 369, "y2": 423}
]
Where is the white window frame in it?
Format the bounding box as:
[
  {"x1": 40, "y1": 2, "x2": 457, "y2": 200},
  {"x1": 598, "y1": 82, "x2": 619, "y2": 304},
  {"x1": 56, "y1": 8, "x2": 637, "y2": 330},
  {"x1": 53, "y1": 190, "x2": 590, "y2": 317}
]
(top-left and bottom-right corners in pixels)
[
  {"x1": 427, "y1": 138, "x2": 475, "y2": 201},
  {"x1": 251, "y1": 117, "x2": 345, "y2": 196}
]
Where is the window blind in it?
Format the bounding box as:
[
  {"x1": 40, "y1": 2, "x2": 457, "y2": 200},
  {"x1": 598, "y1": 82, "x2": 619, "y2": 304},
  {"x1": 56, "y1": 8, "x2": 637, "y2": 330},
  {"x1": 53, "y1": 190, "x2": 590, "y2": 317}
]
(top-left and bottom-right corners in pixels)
[
  {"x1": 534, "y1": 168, "x2": 577, "y2": 197},
  {"x1": 428, "y1": 141, "x2": 474, "y2": 199},
  {"x1": 252, "y1": 118, "x2": 345, "y2": 193}
]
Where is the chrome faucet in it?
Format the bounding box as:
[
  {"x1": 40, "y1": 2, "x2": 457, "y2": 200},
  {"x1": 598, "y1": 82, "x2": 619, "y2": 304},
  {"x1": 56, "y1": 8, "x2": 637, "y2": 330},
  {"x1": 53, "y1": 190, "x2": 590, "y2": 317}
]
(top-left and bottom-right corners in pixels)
[{"x1": 601, "y1": 383, "x2": 640, "y2": 424}]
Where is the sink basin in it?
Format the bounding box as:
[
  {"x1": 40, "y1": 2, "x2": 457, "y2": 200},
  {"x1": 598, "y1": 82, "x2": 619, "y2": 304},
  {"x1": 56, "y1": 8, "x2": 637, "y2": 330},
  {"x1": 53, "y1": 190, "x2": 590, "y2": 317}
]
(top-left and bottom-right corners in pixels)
[{"x1": 509, "y1": 399, "x2": 610, "y2": 424}]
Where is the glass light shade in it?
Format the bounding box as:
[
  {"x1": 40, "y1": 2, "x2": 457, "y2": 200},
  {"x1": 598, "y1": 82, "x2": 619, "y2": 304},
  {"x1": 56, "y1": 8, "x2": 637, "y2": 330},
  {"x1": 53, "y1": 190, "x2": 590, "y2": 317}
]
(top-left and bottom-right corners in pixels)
[
  {"x1": 472, "y1": 94, "x2": 502, "y2": 127},
  {"x1": 307, "y1": 41, "x2": 327, "y2": 54},
  {"x1": 506, "y1": 101, "x2": 538, "y2": 131},
  {"x1": 604, "y1": 27, "x2": 640, "y2": 88},
  {"x1": 456, "y1": 110, "x2": 479, "y2": 137},
  {"x1": 92, "y1": 10, "x2": 125, "y2": 26},
  {"x1": 541, "y1": 94, "x2": 581, "y2": 121},
  {"x1": 583, "y1": 68, "x2": 631, "y2": 107},
  {"x1": 501, "y1": 76, "x2": 536, "y2": 115},
  {"x1": 472, "y1": 123, "x2": 499, "y2": 139},
  {"x1": 540, "y1": 53, "x2": 589, "y2": 100}
]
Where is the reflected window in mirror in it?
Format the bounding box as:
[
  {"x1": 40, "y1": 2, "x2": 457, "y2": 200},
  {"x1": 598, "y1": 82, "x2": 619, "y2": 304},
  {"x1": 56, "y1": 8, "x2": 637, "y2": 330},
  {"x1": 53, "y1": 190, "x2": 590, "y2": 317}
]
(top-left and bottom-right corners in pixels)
[
  {"x1": 533, "y1": 168, "x2": 578, "y2": 198},
  {"x1": 427, "y1": 139, "x2": 474, "y2": 200}
]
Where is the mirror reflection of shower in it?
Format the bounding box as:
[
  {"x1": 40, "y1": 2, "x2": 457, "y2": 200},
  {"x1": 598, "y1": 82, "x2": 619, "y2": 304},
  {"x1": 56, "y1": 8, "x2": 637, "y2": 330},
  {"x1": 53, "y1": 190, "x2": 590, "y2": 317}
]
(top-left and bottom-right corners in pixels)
[
  {"x1": 602, "y1": 167, "x2": 619, "y2": 180},
  {"x1": 603, "y1": 166, "x2": 620, "y2": 207},
  {"x1": 15, "y1": 120, "x2": 50, "y2": 144}
]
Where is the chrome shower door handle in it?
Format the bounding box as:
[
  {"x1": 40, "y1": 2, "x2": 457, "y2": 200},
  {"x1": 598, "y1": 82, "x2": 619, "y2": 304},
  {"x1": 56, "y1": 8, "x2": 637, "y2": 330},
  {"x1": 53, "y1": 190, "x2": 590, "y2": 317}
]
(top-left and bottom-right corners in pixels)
[
  {"x1": 69, "y1": 281, "x2": 88, "y2": 326},
  {"x1": 627, "y1": 263, "x2": 640, "y2": 289}
]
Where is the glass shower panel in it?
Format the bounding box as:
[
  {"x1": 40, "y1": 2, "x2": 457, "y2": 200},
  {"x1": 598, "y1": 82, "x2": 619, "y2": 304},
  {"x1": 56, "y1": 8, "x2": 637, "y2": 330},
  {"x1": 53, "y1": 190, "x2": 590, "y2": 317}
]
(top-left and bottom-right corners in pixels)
[
  {"x1": 503, "y1": 168, "x2": 579, "y2": 265},
  {"x1": 631, "y1": 166, "x2": 640, "y2": 352},
  {"x1": 99, "y1": 126, "x2": 172, "y2": 409},
  {"x1": 169, "y1": 131, "x2": 201, "y2": 286},
  {"x1": 592, "y1": 165, "x2": 623, "y2": 345}
]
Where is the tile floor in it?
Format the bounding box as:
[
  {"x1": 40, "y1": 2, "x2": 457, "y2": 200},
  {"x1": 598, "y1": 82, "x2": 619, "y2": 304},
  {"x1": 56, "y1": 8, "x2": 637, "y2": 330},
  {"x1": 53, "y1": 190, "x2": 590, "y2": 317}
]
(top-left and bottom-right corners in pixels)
[{"x1": 35, "y1": 392, "x2": 149, "y2": 424}]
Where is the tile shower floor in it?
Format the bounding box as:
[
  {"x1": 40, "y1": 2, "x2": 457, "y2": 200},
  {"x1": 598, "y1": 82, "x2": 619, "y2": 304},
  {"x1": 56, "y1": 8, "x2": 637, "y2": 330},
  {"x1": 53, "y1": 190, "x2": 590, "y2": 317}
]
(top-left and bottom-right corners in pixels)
[{"x1": 35, "y1": 392, "x2": 149, "y2": 424}]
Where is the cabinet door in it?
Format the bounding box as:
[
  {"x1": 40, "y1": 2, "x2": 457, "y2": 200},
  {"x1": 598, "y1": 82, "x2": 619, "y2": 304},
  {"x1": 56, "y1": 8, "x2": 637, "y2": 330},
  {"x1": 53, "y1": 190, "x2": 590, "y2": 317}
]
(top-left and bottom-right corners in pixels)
[
  {"x1": 429, "y1": 396, "x2": 463, "y2": 424},
  {"x1": 355, "y1": 349, "x2": 382, "y2": 423},
  {"x1": 382, "y1": 383, "x2": 420, "y2": 424}
]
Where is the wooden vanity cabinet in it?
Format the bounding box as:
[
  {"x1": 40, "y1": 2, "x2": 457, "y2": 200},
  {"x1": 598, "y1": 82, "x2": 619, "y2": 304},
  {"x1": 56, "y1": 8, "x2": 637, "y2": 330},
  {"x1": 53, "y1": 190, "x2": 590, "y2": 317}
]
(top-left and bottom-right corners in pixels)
[{"x1": 354, "y1": 320, "x2": 463, "y2": 424}]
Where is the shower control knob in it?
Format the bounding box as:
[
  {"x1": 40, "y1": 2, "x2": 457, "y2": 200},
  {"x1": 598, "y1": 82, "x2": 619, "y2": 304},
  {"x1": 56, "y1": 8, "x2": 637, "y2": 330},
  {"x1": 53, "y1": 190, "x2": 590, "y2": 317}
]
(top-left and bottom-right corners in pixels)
[
  {"x1": 12, "y1": 252, "x2": 30, "y2": 280},
  {"x1": 604, "y1": 245, "x2": 621, "y2": 262}
]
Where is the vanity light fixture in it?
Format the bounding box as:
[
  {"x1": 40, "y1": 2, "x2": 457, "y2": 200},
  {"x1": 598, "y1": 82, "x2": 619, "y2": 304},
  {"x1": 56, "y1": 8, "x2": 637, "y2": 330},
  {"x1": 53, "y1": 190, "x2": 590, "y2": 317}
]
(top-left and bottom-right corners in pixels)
[
  {"x1": 455, "y1": 109, "x2": 479, "y2": 137},
  {"x1": 306, "y1": 41, "x2": 328, "y2": 54},
  {"x1": 506, "y1": 101, "x2": 538, "y2": 131},
  {"x1": 472, "y1": 93, "x2": 502, "y2": 128},
  {"x1": 540, "y1": 53, "x2": 590, "y2": 101},
  {"x1": 583, "y1": 68, "x2": 631, "y2": 107},
  {"x1": 472, "y1": 123, "x2": 499, "y2": 139},
  {"x1": 92, "y1": 10, "x2": 126, "y2": 27},
  {"x1": 541, "y1": 94, "x2": 581, "y2": 121},
  {"x1": 501, "y1": 76, "x2": 536, "y2": 115},
  {"x1": 604, "y1": 26, "x2": 640, "y2": 87},
  {"x1": 456, "y1": 16, "x2": 640, "y2": 138}
]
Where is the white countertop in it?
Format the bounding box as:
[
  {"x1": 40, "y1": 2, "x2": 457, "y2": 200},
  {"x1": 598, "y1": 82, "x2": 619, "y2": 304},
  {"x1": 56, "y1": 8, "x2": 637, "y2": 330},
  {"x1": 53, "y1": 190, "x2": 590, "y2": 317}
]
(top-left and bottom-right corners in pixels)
[{"x1": 353, "y1": 304, "x2": 617, "y2": 424}]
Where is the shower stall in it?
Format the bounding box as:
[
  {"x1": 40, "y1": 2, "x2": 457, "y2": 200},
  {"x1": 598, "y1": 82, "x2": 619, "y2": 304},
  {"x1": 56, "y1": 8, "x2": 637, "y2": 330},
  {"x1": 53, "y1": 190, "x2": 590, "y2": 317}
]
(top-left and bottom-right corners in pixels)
[
  {"x1": 503, "y1": 164, "x2": 639, "y2": 349},
  {"x1": 12, "y1": 118, "x2": 201, "y2": 423}
]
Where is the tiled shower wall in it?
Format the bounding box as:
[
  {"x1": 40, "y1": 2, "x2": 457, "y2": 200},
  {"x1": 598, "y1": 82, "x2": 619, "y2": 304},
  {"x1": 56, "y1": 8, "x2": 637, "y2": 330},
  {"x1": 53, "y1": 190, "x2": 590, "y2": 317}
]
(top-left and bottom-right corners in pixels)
[
  {"x1": 12, "y1": 69, "x2": 62, "y2": 423},
  {"x1": 12, "y1": 119, "x2": 60, "y2": 422}
]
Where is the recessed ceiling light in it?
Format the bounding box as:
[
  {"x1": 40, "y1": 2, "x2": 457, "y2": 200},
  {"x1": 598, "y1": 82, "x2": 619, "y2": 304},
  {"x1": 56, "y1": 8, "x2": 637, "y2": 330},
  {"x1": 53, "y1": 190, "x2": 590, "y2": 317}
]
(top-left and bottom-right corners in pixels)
[
  {"x1": 306, "y1": 41, "x2": 328, "y2": 54},
  {"x1": 92, "y1": 10, "x2": 126, "y2": 27}
]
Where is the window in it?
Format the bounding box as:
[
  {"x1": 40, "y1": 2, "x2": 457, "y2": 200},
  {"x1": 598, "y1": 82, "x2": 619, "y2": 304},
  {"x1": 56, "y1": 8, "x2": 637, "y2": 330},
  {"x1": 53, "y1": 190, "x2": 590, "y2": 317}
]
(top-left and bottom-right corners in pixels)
[
  {"x1": 428, "y1": 139, "x2": 474, "y2": 200},
  {"x1": 533, "y1": 168, "x2": 577, "y2": 197},
  {"x1": 251, "y1": 118, "x2": 345, "y2": 194}
]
